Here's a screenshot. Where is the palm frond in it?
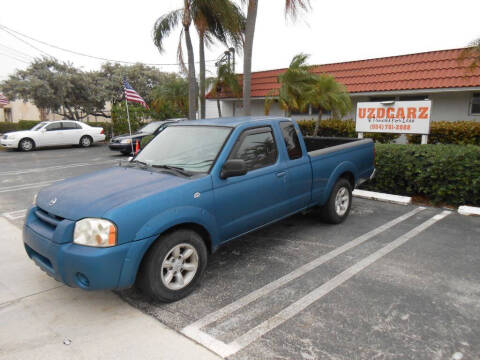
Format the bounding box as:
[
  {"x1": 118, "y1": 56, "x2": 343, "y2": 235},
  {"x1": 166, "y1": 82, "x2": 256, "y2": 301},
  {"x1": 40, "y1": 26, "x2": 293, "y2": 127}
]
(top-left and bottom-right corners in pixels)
[
  {"x1": 177, "y1": 28, "x2": 188, "y2": 75},
  {"x1": 285, "y1": 0, "x2": 310, "y2": 20},
  {"x1": 153, "y1": 8, "x2": 183, "y2": 52}
]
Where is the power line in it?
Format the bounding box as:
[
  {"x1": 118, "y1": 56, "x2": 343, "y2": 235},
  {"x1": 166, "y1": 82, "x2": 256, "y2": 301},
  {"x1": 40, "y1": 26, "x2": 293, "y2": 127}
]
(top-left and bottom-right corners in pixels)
[
  {"x1": 0, "y1": 43, "x2": 35, "y2": 60},
  {"x1": 0, "y1": 52, "x2": 30, "y2": 64},
  {"x1": 0, "y1": 26, "x2": 54, "y2": 58},
  {"x1": 0, "y1": 23, "x2": 218, "y2": 66}
]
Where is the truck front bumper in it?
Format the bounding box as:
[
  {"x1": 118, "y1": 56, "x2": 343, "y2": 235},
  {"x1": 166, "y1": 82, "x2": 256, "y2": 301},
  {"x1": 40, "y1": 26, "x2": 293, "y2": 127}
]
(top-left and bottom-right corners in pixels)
[{"x1": 23, "y1": 208, "x2": 155, "y2": 290}]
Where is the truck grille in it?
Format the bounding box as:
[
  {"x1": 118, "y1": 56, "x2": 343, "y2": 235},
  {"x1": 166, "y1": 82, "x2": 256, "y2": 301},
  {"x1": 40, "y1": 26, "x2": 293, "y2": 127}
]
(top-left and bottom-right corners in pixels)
[{"x1": 35, "y1": 207, "x2": 64, "y2": 228}]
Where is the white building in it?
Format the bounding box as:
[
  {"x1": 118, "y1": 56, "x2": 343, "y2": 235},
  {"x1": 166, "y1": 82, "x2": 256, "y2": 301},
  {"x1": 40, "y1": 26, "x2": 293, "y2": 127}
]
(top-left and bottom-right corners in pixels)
[{"x1": 206, "y1": 48, "x2": 480, "y2": 122}]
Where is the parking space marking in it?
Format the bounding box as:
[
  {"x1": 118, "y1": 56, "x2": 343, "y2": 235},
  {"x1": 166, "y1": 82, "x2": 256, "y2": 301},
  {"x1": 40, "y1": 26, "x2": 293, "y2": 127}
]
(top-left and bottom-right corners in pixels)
[
  {"x1": 183, "y1": 207, "x2": 425, "y2": 330},
  {"x1": 0, "y1": 160, "x2": 116, "y2": 176},
  {"x1": 226, "y1": 210, "x2": 451, "y2": 356},
  {"x1": 0, "y1": 179, "x2": 64, "y2": 193},
  {"x1": 182, "y1": 206, "x2": 426, "y2": 356},
  {"x1": 2, "y1": 209, "x2": 27, "y2": 220}
]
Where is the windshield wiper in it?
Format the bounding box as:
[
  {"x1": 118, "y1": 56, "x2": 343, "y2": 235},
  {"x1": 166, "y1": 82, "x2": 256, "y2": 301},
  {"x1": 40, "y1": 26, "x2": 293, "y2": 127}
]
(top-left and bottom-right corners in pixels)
[{"x1": 152, "y1": 164, "x2": 193, "y2": 177}]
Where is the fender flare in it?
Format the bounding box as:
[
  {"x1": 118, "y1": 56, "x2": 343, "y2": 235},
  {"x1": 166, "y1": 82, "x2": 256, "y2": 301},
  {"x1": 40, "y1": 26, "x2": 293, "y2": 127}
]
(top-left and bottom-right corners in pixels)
[
  {"x1": 135, "y1": 205, "x2": 219, "y2": 250},
  {"x1": 320, "y1": 161, "x2": 358, "y2": 205}
]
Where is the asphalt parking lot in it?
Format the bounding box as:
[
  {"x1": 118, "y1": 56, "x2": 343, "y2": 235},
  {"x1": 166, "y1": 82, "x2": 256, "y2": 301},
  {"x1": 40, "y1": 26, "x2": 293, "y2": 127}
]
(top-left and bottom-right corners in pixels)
[{"x1": 1, "y1": 144, "x2": 479, "y2": 360}]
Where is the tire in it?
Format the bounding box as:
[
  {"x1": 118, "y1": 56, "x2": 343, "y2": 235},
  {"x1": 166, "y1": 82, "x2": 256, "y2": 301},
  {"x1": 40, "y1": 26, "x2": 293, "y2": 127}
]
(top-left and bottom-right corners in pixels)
[
  {"x1": 320, "y1": 178, "x2": 352, "y2": 224},
  {"x1": 19, "y1": 138, "x2": 34, "y2": 152},
  {"x1": 137, "y1": 229, "x2": 208, "y2": 302},
  {"x1": 79, "y1": 135, "x2": 93, "y2": 148}
]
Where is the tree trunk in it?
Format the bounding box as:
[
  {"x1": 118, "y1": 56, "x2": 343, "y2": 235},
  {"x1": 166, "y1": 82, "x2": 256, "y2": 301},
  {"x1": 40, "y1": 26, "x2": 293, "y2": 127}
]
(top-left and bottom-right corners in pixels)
[
  {"x1": 183, "y1": 2, "x2": 197, "y2": 120},
  {"x1": 242, "y1": 0, "x2": 258, "y2": 116},
  {"x1": 199, "y1": 31, "x2": 206, "y2": 119},
  {"x1": 314, "y1": 109, "x2": 323, "y2": 136},
  {"x1": 217, "y1": 98, "x2": 222, "y2": 117}
]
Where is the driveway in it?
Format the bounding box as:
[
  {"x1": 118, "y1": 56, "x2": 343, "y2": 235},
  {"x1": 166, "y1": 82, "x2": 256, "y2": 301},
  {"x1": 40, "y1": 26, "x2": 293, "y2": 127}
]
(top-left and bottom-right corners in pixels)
[{"x1": 1, "y1": 145, "x2": 479, "y2": 359}]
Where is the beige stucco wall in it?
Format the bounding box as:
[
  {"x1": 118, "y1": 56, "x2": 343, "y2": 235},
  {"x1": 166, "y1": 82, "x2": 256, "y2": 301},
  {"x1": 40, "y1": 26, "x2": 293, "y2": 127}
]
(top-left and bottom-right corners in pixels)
[{"x1": 0, "y1": 100, "x2": 112, "y2": 123}]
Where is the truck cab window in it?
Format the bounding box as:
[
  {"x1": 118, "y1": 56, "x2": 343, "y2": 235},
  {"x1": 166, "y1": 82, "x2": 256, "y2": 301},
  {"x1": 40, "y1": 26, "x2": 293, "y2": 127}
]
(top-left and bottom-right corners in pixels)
[
  {"x1": 280, "y1": 122, "x2": 302, "y2": 160},
  {"x1": 229, "y1": 127, "x2": 277, "y2": 171}
]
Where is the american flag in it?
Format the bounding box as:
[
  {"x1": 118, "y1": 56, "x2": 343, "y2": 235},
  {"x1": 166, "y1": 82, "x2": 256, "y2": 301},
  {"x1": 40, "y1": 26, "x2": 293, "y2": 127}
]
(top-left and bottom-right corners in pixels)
[
  {"x1": 0, "y1": 93, "x2": 9, "y2": 106},
  {"x1": 122, "y1": 79, "x2": 149, "y2": 109}
]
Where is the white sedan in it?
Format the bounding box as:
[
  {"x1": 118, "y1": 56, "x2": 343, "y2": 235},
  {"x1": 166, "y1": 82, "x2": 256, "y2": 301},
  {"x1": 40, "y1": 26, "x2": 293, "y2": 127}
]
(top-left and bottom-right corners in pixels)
[{"x1": 0, "y1": 120, "x2": 106, "y2": 151}]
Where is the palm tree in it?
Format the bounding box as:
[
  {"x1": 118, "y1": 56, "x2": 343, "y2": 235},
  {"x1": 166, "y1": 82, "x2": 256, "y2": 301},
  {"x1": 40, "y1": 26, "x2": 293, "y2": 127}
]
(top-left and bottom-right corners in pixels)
[
  {"x1": 264, "y1": 53, "x2": 317, "y2": 116},
  {"x1": 153, "y1": 1, "x2": 244, "y2": 120},
  {"x1": 458, "y1": 38, "x2": 480, "y2": 72},
  {"x1": 242, "y1": 0, "x2": 310, "y2": 116},
  {"x1": 153, "y1": 3, "x2": 196, "y2": 119},
  {"x1": 308, "y1": 74, "x2": 352, "y2": 136},
  {"x1": 208, "y1": 63, "x2": 242, "y2": 117},
  {"x1": 191, "y1": 0, "x2": 244, "y2": 119}
]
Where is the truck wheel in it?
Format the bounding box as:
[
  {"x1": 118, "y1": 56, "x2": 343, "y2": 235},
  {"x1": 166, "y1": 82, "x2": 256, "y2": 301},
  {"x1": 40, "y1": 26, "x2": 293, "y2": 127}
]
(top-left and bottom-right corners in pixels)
[
  {"x1": 321, "y1": 178, "x2": 352, "y2": 224},
  {"x1": 137, "y1": 229, "x2": 207, "y2": 303}
]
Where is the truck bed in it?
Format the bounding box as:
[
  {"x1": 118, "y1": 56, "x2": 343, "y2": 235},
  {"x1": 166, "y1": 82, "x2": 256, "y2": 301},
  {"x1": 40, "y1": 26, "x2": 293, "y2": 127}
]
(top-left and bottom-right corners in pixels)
[{"x1": 304, "y1": 136, "x2": 371, "y2": 157}]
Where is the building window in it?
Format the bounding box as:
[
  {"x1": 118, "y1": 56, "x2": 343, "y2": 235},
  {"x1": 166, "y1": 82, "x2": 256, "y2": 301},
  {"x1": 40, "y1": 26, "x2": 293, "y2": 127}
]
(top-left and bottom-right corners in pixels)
[{"x1": 471, "y1": 94, "x2": 480, "y2": 115}]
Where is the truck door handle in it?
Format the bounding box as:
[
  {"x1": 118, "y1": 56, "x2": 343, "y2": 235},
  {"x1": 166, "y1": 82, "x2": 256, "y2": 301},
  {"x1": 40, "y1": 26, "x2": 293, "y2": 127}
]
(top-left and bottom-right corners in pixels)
[{"x1": 276, "y1": 171, "x2": 287, "y2": 178}]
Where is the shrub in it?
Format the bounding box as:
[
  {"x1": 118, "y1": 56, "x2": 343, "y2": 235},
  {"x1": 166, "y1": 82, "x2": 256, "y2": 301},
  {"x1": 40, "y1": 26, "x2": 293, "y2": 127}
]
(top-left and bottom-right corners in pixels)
[
  {"x1": 407, "y1": 121, "x2": 480, "y2": 145},
  {"x1": 297, "y1": 119, "x2": 400, "y2": 143},
  {"x1": 0, "y1": 122, "x2": 19, "y2": 134},
  {"x1": 361, "y1": 144, "x2": 480, "y2": 206}
]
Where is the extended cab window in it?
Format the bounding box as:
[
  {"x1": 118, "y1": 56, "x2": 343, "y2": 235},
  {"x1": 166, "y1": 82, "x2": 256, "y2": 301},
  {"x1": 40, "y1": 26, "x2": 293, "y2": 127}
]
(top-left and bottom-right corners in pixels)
[
  {"x1": 229, "y1": 127, "x2": 277, "y2": 171},
  {"x1": 280, "y1": 122, "x2": 302, "y2": 160},
  {"x1": 46, "y1": 123, "x2": 62, "y2": 131}
]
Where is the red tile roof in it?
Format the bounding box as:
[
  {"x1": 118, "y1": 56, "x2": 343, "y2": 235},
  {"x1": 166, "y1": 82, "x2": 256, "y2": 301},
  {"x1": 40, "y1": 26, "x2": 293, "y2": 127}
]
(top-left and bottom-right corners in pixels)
[{"x1": 207, "y1": 48, "x2": 480, "y2": 99}]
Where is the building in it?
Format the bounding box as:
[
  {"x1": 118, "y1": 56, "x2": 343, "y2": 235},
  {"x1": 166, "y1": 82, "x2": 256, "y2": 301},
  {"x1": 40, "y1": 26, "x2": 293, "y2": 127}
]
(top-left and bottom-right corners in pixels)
[
  {"x1": 0, "y1": 99, "x2": 111, "y2": 123},
  {"x1": 206, "y1": 48, "x2": 480, "y2": 122}
]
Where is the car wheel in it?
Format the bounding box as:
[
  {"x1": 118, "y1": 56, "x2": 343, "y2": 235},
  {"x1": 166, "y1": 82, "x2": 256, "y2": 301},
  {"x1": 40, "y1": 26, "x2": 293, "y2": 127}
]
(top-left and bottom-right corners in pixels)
[
  {"x1": 79, "y1": 135, "x2": 93, "y2": 148},
  {"x1": 19, "y1": 138, "x2": 34, "y2": 152},
  {"x1": 320, "y1": 178, "x2": 352, "y2": 224},
  {"x1": 137, "y1": 229, "x2": 208, "y2": 303}
]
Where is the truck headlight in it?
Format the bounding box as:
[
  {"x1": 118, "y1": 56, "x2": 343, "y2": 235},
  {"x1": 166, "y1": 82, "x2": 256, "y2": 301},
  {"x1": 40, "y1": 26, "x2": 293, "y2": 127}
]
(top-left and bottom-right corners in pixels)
[
  {"x1": 73, "y1": 218, "x2": 117, "y2": 247},
  {"x1": 120, "y1": 139, "x2": 132, "y2": 144}
]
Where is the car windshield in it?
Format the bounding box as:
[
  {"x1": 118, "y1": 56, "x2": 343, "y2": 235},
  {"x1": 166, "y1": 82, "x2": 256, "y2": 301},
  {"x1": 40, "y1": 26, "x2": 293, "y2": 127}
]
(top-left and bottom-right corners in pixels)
[
  {"x1": 31, "y1": 122, "x2": 47, "y2": 131},
  {"x1": 135, "y1": 125, "x2": 231, "y2": 173},
  {"x1": 138, "y1": 122, "x2": 161, "y2": 133}
]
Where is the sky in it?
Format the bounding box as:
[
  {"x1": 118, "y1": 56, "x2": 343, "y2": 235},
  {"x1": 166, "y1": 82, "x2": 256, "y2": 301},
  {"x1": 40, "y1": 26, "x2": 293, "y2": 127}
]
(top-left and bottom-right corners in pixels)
[{"x1": 0, "y1": 0, "x2": 479, "y2": 81}]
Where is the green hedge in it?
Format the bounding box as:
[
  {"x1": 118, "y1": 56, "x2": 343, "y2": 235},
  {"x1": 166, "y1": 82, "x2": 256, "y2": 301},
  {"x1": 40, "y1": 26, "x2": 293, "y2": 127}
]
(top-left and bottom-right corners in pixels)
[
  {"x1": 297, "y1": 119, "x2": 400, "y2": 143},
  {"x1": 140, "y1": 135, "x2": 154, "y2": 149},
  {"x1": 407, "y1": 121, "x2": 480, "y2": 145},
  {"x1": 361, "y1": 144, "x2": 480, "y2": 206}
]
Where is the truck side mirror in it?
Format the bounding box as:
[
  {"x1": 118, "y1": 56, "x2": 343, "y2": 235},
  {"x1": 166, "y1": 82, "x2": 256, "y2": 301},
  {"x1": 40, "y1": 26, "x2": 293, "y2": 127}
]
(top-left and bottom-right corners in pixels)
[{"x1": 220, "y1": 159, "x2": 247, "y2": 179}]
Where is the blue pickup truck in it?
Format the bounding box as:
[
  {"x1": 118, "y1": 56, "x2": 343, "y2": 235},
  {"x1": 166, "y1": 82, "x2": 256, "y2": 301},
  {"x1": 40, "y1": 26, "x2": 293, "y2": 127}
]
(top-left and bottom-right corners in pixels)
[{"x1": 24, "y1": 117, "x2": 375, "y2": 302}]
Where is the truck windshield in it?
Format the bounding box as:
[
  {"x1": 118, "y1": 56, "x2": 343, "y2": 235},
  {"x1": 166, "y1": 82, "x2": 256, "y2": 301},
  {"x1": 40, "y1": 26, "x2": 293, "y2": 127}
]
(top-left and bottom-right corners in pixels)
[{"x1": 135, "y1": 125, "x2": 231, "y2": 173}]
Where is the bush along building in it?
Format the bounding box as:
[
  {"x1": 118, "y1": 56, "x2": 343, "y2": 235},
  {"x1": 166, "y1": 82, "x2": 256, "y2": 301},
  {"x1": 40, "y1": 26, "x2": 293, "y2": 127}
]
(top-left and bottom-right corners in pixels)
[{"x1": 206, "y1": 48, "x2": 480, "y2": 122}]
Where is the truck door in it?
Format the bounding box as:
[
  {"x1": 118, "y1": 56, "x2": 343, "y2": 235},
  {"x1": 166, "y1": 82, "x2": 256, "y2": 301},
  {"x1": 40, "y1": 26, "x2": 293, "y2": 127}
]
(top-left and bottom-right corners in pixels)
[
  {"x1": 213, "y1": 126, "x2": 287, "y2": 241},
  {"x1": 279, "y1": 121, "x2": 312, "y2": 212}
]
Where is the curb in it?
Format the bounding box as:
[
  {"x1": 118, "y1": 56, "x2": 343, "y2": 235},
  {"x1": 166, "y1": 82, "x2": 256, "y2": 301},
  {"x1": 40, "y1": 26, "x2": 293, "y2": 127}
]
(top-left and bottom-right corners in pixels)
[
  {"x1": 458, "y1": 206, "x2": 480, "y2": 217},
  {"x1": 352, "y1": 189, "x2": 411, "y2": 205}
]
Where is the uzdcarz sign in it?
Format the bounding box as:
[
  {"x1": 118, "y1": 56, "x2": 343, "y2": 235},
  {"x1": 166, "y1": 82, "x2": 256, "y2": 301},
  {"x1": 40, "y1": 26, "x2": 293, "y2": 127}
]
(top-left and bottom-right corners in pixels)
[{"x1": 355, "y1": 100, "x2": 432, "y2": 134}]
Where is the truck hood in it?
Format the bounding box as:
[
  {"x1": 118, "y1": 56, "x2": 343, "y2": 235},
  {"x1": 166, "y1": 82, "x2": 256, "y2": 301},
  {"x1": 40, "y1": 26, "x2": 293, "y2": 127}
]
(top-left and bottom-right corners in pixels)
[{"x1": 36, "y1": 166, "x2": 192, "y2": 220}]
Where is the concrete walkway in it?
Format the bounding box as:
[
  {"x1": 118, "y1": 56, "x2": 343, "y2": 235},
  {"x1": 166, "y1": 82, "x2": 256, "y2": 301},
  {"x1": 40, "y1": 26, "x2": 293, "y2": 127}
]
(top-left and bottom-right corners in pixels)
[{"x1": 0, "y1": 218, "x2": 221, "y2": 360}]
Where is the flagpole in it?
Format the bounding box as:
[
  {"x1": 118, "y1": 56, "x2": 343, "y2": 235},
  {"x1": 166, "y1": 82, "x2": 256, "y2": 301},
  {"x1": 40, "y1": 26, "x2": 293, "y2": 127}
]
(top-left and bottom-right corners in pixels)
[{"x1": 125, "y1": 98, "x2": 135, "y2": 155}]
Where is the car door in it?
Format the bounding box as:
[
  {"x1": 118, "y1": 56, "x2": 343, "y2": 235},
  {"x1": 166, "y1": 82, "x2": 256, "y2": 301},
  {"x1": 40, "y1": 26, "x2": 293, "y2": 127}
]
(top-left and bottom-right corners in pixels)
[
  {"x1": 213, "y1": 126, "x2": 288, "y2": 241},
  {"x1": 41, "y1": 122, "x2": 64, "y2": 146},
  {"x1": 61, "y1": 121, "x2": 82, "y2": 145},
  {"x1": 279, "y1": 121, "x2": 312, "y2": 213}
]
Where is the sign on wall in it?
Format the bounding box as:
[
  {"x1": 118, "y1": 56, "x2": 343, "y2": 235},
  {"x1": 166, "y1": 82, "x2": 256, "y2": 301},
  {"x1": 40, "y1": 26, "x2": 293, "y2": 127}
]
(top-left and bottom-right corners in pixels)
[{"x1": 355, "y1": 100, "x2": 432, "y2": 134}]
